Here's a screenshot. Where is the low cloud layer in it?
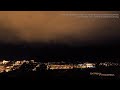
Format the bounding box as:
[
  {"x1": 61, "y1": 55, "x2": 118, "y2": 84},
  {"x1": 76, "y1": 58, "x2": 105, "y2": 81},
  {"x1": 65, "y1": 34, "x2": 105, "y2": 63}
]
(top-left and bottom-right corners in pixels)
[{"x1": 0, "y1": 11, "x2": 119, "y2": 45}]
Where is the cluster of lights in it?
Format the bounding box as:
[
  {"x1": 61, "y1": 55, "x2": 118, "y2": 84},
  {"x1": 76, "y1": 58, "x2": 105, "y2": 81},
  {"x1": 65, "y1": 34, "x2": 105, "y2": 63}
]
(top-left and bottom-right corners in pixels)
[
  {"x1": 99, "y1": 62, "x2": 120, "y2": 67},
  {"x1": 47, "y1": 62, "x2": 95, "y2": 70},
  {"x1": 0, "y1": 60, "x2": 119, "y2": 73},
  {"x1": 0, "y1": 60, "x2": 38, "y2": 73},
  {"x1": 0, "y1": 60, "x2": 97, "y2": 73}
]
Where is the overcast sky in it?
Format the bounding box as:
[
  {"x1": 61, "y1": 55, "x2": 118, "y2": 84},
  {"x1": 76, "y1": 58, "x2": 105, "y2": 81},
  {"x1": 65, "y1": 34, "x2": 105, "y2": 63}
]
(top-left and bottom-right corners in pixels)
[{"x1": 0, "y1": 11, "x2": 119, "y2": 46}]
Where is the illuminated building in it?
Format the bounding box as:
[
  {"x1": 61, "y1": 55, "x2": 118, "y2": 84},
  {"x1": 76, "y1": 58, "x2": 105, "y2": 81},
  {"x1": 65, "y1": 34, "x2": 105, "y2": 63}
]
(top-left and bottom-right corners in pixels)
[
  {"x1": 2, "y1": 60, "x2": 10, "y2": 64},
  {"x1": 48, "y1": 64, "x2": 73, "y2": 70}
]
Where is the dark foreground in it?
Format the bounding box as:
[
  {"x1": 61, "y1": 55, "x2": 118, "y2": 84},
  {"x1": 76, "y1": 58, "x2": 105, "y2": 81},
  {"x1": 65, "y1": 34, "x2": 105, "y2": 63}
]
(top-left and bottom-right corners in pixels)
[{"x1": 0, "y1": 68, "x2": 119, "y2": 80}]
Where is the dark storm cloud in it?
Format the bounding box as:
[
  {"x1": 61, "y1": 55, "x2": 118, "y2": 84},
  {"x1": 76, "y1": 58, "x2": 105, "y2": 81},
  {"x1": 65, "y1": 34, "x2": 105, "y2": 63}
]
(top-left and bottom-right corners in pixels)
[{"x1": 0, "y1": 11, "x2": 119, "y2": 45}]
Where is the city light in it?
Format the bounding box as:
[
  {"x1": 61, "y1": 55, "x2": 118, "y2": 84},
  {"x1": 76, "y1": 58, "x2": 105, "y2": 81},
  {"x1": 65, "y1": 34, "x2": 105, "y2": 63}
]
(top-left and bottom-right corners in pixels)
[{"x1": 0, "y1": 60, "x2": 119, "y2": 76}]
